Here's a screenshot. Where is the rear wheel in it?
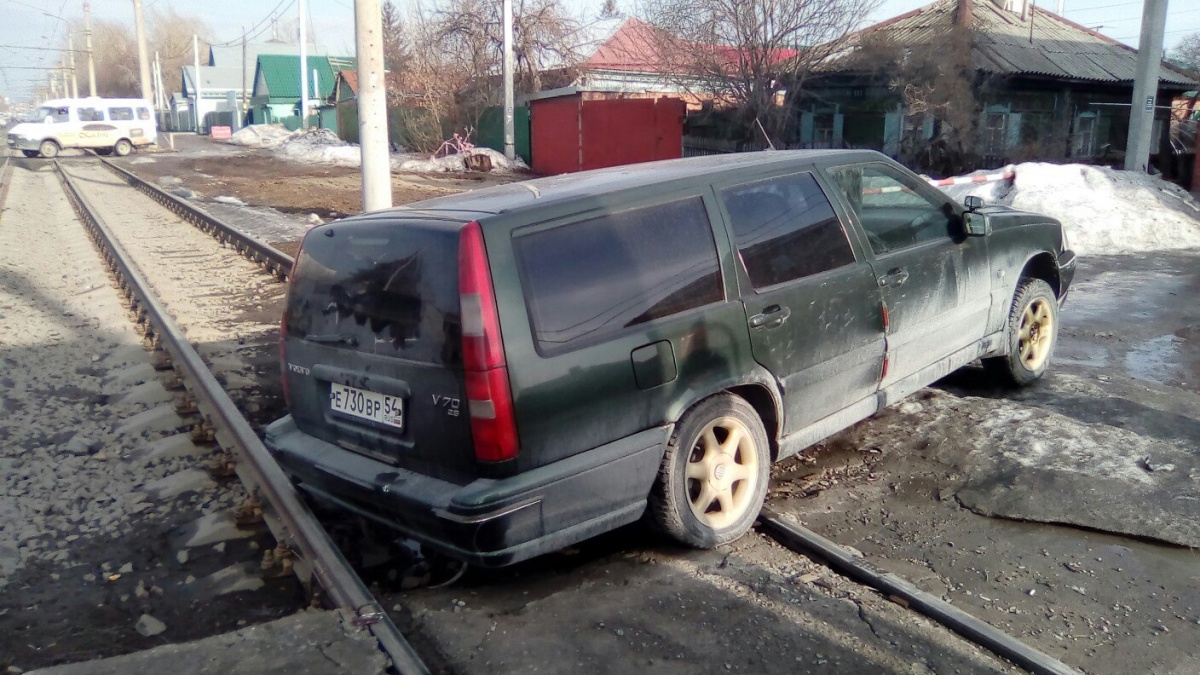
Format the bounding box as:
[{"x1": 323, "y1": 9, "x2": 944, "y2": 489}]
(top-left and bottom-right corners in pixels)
[
  {"x1": 21, "y1": 150, "x2": 38, "y2": 158},
  {"x1": 38, "y1": 140, "x2": 59, "y2": 159},
  {"x1": 984, "y1": 278, "x2": 1058, "y2": 386},
  {"x1": 648, "y1": 394, "x2": 769, "y2": 548},
  {"x1": 113, "y1": 139, "x2": 132, "y2": 157}
]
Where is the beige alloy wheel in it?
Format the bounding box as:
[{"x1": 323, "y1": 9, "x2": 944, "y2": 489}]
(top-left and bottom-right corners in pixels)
[
  {"x1": 685, "y1": 416, "x2": 760, "y2": 530},
  {"x1": 1018, "y1": 298, "x2": 1054, "y2": 371}
]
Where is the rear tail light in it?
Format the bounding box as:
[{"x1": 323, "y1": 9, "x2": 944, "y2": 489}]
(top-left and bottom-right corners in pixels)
[{"x1": 459, "y1": 221, "x2": 518, "y2": 462}]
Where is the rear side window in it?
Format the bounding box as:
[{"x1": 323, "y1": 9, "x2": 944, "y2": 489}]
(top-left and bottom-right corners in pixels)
[
  {"x1": 77, "y1": 107, "x2": 104, "y2": 122},
  {"x1": 137, "y1": 108, "x2": 151, "y2": 120},
  {"x1": 721, "y1": 173, "x2": 854, "y2": 289},
  {"x1": 515, "y1": 197, "x2": 723, "y2": 351},
  {"x1": 108, "y1": 107, "x2": 134, "y2": 121}
]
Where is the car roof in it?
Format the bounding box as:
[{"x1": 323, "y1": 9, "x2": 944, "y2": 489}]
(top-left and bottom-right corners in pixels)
[{"x1": 390, "y1": 149, "x2": 887, "y2": 222}]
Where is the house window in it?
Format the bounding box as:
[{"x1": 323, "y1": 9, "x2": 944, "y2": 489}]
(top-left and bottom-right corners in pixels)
[{"x1": 983, "y1": 112, "x2": 1008, "y2": 156}]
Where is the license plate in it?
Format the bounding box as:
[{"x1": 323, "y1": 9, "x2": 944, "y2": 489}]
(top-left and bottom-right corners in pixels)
[{"x1": 329, "y1": 383, "x2": 404, "y2": 430}]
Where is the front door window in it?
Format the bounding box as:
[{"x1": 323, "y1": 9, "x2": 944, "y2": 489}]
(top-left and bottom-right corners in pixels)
[{"x1": 827, "y1": 164, "x2": 957, "y2": 256}]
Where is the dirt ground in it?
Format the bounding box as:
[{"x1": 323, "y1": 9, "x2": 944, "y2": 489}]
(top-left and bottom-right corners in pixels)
[{"x1": 115, "y1": 135, "x2": 518, "y2": 223}]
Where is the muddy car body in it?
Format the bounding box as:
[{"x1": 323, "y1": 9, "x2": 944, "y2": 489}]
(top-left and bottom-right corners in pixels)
[{"x1": 265, "y1": 150, "x2": 1076, "y2": 566}]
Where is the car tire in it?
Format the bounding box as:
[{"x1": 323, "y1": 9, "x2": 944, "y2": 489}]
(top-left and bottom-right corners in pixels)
[
  {"x1": 113, "y1": 139, "x2": 132, "y2": 157},
  {"x1": 983, "y1": 277, "x2": 1058, "y2": 386},
  {"x1": 38, "y1": 140, "x2": 59, "y2": 159},
  {"x1": 648, "y1": 394, "x2": 770, "y2": 548},
  {"x1": 21, "y1": 150, "x2": 38, "y2": 158}
]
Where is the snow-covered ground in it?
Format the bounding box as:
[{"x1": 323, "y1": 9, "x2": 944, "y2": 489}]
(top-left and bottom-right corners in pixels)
[
  {"x1": 227, "y1": 124, "x2": 528, "y2": 175},
  {"x1": 942, "y1": 162, "x2": 1200, "y2": 256}
]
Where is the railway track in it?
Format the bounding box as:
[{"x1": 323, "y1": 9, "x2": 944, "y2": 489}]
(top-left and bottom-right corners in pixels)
[
  {"x1": 44, "y1": 153, "x2": 1087, "y2": 675},
  {"x1": 50, "y1": 157, "x2": 429, "y2": 675}
]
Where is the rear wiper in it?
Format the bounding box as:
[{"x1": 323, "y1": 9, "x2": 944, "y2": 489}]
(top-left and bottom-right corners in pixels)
[{"x1": 303, "y1": 334, "x2": 359, "y2": 347}]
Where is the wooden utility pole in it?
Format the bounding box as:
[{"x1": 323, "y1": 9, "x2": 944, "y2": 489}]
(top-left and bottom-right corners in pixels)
[
  {"x1": 133, "y1": 0, "x2": 152, "y2": 101},
  {"x1": 84, "y1": 1, "x2": 97, "y2": 96}
]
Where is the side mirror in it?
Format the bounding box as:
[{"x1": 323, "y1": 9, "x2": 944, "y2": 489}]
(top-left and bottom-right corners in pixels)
[
  {"x1": 963, "y1": 195, "x2": 983, "y2": 211},
  {"x1": 964, "y1": 211, "x2": 990, "y2": 237}
]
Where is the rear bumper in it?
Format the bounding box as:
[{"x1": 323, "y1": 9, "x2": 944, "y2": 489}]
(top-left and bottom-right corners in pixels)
[
  {"x1": 1057, "y1": 249, "x2": 1077, "y2": 307},
  {"x1": 264, "y1": 416, "x2": 669, "y2": 567}
]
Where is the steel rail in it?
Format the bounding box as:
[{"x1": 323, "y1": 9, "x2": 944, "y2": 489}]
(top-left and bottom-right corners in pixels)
[
  {"x1": 758, "y1": 508, "x2": 1084, "y2": 675},
  {"x1": 93, "y1": 155, "x2": 295, "y2": 278},
  {"x1": 0, "y1": 150, "x2": 13, "y2": 208},
  {"x1": 53, "y1": 159, "x2": 428, "y2": 675}
]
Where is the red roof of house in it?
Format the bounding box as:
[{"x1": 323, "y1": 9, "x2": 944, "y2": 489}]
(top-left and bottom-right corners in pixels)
[
  {"x1": 338, "y1": 70, "x2": 358, "y2": 95},
  {"x1": 583, "y1": 17, "x2": 797, "y2": 75}
]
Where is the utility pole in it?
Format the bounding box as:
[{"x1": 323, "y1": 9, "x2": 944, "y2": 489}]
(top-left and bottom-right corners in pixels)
[
  {"x1": 133, "y1": 0, "x2": 152, "y2": 101},
  {"x1": 84, "y1": 1, "x2": 97, "y2": 96},
  {"x1": 68, "y1": 35, "x2": 79, "y2": 98},
  {"x1": 241, "y1": 30, "x2": 248, "y2": 124},
  {"x1": 1124, "y1": 0, "x2": 1168, "y2": 172},
  {"x1": 299, "y1": 0, "x2": 308, "y2": 128},
  {"x1": 354, "y1": 0, "x2": 392, "y2": 211},
  {"x1": 49, "y1": 71, "x2": 57, "y2": 99},
  {"x1": 502, "y1": 0, "x2": 514, "y2": 161},
  {"x1": 194, "y1": 34, "x2": 203, "y2": 134}
]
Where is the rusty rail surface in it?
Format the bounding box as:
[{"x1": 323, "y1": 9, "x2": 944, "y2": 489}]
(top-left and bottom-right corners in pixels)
[{"x1": 53, "y1": 160, "x2": 428, "y2": 675}]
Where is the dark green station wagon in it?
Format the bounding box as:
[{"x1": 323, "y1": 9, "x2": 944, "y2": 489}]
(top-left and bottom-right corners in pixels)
[{"x1": 265, "y1": 150, "x2": 1076, "y2": 566}]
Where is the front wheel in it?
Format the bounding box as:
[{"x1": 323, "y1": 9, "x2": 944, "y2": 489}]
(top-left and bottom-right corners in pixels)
[
  {"x1": 983, "y1": 278, "x2": 1058, "y2": 386},
  {"x1": 113, "y1": 139, "x2": 132, "y2": 157},
  {"x1": 38, "y1": 140, "x2": 59, "y2": 159},
  {"x1": 648, "y1": 394, "x2": 770, "y2": 548}
]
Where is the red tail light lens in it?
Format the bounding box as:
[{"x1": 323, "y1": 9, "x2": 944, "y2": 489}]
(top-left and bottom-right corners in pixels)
[{"x1": 459, "y1": 221, "x2": 518, "y2": 462}]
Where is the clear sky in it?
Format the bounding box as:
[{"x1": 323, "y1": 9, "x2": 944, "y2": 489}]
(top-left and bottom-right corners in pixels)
[{"x1": 2, "y1": 0, "x2": 1198, "y2": 101}]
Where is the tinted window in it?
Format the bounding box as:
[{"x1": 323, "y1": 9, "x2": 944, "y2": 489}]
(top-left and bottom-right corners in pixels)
[
  {"x1": 77, "y1": 107, "x2": 104, "y2": 122},
  {"x1": 285, "y1": 219, "x2": 463, "y2": 365},
  {"x1": 515, "y1": 197, "x2": 723, "y2": 351},
  {"x1": 721, "y1": 173, "x2": 854, "y2": 288},
  {"x1": 108, "y1": 107, "x2": 134, "y2": 121},
  {"x1": 35, "y1": 106, "x2": 69, "y2": 123},
  {"x1": 828, "y1": 164, "x2": 956, "y2": 255},
  {"x1": 137, "y1": 108, "x2": 151, "y2": 120}
]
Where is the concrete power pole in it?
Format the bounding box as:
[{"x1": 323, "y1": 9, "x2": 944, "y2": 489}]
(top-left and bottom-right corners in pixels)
[
  {"x1": 354, "y1": 0, "x2": 392, "y2": 211},
  {"x1": 502, "y1": 0, "x2": 514, "y2": 161},
  {"x1": 299, "y1": 0, "x2": 308, "y2": 128},
  {"x1": 84, "y1": 2, "x2": 97, "y2": 96},
  {"x1": 133, "y1": 0, "x2": 152, "y2": 101},
  {"x1": 1124, "y1": 0, "x2": 1169, "y2": 172},
  {"x1": 194, "y1": 34, "x2": 203, "y2": 134},
  {"x1": 68, "y1": 35, "x2": 79, "y2": 98}
]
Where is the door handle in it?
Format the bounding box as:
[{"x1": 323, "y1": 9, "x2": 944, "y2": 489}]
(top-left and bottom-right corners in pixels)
[
  {"x1": 749, "y1": 304, "x2": 791, "y2": 329},
  {"x1": 877, "y1": 268, "x2": 909, "y2": 288}
]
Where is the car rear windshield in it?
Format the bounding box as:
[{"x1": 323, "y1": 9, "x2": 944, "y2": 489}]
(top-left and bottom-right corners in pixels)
[
  {"x1": 285, "y1": 218, "x2": 463, "y2": 365},
  {"x1": 514, "y1": 196, "x2": 723, "y2": 352}
]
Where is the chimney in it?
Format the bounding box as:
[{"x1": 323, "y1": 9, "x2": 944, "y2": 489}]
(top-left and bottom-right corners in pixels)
[
  {"x1": 956, "y1": 0, "x2": 974, "y2": 26},
  {"x1": 1021, "y1": 0, "x2": 1030, "y2": 22}
]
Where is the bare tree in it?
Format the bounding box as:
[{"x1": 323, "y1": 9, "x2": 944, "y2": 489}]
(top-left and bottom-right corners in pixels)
[
  {"x1": 62, "y1": 9, "x2": 209, "y2": 99},
  {"x1": 1170, "y1": 32, "x2": 1200, "y2": 74},
  {"x1": 382, "y1": 0, "x2": 410, "y2": 103},
  {"x1": 641, "y1": 0, "x2": 881, "y2": 142}
]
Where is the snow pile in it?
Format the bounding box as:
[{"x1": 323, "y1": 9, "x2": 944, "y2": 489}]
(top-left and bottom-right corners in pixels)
[
  {"x1": 395, "y1": 147, "x2": 528, "y2": 175},
  {"x1": 228, "y1": 123, "x2": 528, "y2": 174},
  {"x1": 942, "y1": 162, "x2": 1200, "y2": 256},
  {"x1": 227, "y1": 123, "x2": 294, "y2": 149},
  {"x1": 275, "y1": 127, "x2": 362, "y2": 168}
]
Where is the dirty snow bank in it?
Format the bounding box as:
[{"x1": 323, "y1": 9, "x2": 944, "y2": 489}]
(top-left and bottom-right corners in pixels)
[
  {"x1": 227, "y1": 124, "x2": 528, "y2": 174},
  {"x1": 942, "y1": 162, "x2": 1200, "y2": 256}
]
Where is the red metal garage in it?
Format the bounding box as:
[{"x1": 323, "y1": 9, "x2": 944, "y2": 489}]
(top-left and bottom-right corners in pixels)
[{"x1": 528, "y1": 88, "x2": 685, "y2": 175}]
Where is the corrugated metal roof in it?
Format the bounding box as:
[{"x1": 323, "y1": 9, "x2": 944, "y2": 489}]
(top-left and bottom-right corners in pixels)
[
  {"x1": 181, "y1": 66, "x2": 245, "y2": 97},
  {"x1": 209, "y1": 42, "x2": 329, "y2": 95},
  {"x1": 254, "y1": 54, "x2": 355, "y2": 101},
  {"x1": 827, "y1": 0, "x2": 1195, "y2": 87}
]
